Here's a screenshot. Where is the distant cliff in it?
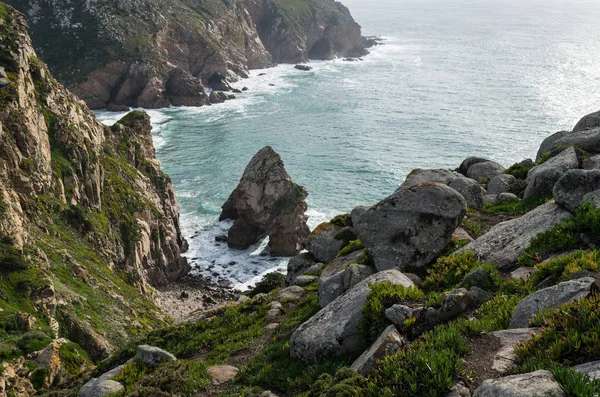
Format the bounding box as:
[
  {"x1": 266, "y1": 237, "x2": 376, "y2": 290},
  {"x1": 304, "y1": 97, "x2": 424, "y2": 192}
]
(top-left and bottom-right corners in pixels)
[{"x1": 5, "y1": 0, "x2": 368, "y2": 110}]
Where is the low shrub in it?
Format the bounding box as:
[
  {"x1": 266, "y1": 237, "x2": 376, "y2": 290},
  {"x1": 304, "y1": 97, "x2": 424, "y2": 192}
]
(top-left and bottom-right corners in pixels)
[
  {"x1": 17, "y1": 331, "x2": 51, "y2": 354},
  {"x1": 482, "y1": 195, "x2": 550, "y2": 215},
  {"x1": 506, "y1": 161, "x2": 535, "y2": 180},
  {"x1": 422, "y1": 251, "x2": 486, "y2": 292},
  {"x1": 248, "y1": 272, "x2": 285, "y2": 297},
  {"x1": 309, "y1": 367, "x2": 367, "y2": 396},
  {"x1": 338, "y1": 239, "x2": 364, "y2": 257},
  {"x1": 330, "y1": 214, "x2": 351, "y2": 227}
]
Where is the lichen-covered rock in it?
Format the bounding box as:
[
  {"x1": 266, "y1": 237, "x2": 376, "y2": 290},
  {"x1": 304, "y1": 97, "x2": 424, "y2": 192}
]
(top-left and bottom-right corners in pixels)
[
  {"x1": 572, "y1": 360, "x2": 600, "y2": 380},
  {"x1": 305, "y1": 222, "x2": 351, "y2": 263},
  {"x1": 350, "y1": 325, "x2": 405, "y2": 375},
  {"x1": 290, "y1": 270, "x2": 414, "y2": 363},
  {"x1": 135, "y1": 345, "x2": 176, "y2": 367},
  {"x1": 466, "y1": 161, "x2": 506, "y2": 182},
  {"x1": 473, "y1": 370, "x2": 564, "y2": 397},
  {"x1": 537, "y1": 128, "x2": 600, "y2": 160},
  {"x1": 458, "y1": 157, "x2": 489, "y2": 176},
  {"x1": 449, "y1": 177, "x2": 486, "y2": 208},
  {"x1": 573, "y1": 110, "x2": 600, "y2": 132},
  {"x1": 353, "y1": 183, "x2": 466, "y2": 272},
  {"x1": 220, "y1": 146, "x2": 310, "y2": 256},
  {"x1": 425, "y1": 288, "x2": 474, "y2": 326},
  {"x1": 487, "y1": 174, "x2": 516, "y2": 195},
  {"x1": 525, "y1": 147, "x2": 579, "y2": 199},
  {"x1": 286, "y1": 253, "x2": 318, "y2": 285},
  {"x1": 509, "y1": 277, "x2": 596, "y2": 329},
  {"x1": 583, "y1": 154, "x2": 600, "y2": 170},
  {"x1": 456, "y1": 202, "x2": 571, "y2": 270},
  {"x1": 276, "y1": 286, "x2": 305, "y2": 301},
  {"x1": 402, "y1": 168, "x2": 460, "y2": 188},
  {"x1": 495, "y1": 193, "x2": 519, "y2": 205},
  {"x1": 384, "y1": 304, "x2": 414, "y2": 327},
  {"x1": 318, "y1": 250, "x2": 366, "y2": 308},
  {"x1": 553, "y1": 169, "x2": 600, "y2": 213}
]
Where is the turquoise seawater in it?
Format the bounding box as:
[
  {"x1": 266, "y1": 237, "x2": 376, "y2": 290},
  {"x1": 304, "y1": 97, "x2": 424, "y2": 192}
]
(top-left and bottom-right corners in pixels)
[{"x1": 97, "y1": 0, "x2": 600, "y2": 289}]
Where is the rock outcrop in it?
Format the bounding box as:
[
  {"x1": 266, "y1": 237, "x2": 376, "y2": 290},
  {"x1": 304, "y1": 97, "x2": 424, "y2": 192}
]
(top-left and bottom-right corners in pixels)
[
  {"x1": 220, "y1": 146, "x2": 310, "y2": 256},
  {"x1": 353, "y1": 183, "x2": 466, "y2": 271},
  {"x1": 524, "y1": 147, "x2": 579, "y2": 199},
  {"x1": 472, "y1": 370, "x2": 564, "y2": 397},
  {"x1": 574, "y1": 110, "x2": 600, "y2": 132},
  {"x1": 553, "y1": 169, "x2": 600, "y2": 213}
]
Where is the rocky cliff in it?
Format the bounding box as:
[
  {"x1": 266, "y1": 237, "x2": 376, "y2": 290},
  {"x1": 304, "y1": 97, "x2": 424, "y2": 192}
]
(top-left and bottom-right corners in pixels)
[
  {"x1": 5, "y1": 0, "x2": 367, "y2": 110},
  {"x1": 0, "y1": 2, "x2": 188, "y2": 374}
]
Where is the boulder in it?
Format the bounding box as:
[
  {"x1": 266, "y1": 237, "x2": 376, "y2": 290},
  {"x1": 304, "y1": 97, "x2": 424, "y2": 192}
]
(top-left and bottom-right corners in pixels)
[
  {"x1": 353, "y1": 183, "x2": 466, "y2": 272},
  {"x1": 472, "y1": 370, "x2": 564, "y2": 397},
  {"x1": 343, "y1": 264, "x2": 375, "y2": 291},
  {"x1": 572, "y1": 360, "x2": 600, "y2": 380},
  {"x1": 537, "y1": 128, "x2": 600, "y2": 159},
  {"x1": 458, "y1": 157, "x2": 489, "y2": 176},
  {"x1": 466, "y1": 161, "x2": 506, "y2": 182},
  {"x1": 456, "y1": 202, "x2": 571, "y2": 270},
  {"x1": 206, "y1": 365, "x2": 238, "y2": 385},
  {"x1": 553, "y1": 169, "x2": 600, "y2": 213},
  {"x1": 306, "y1": 223, "x2": 351, "y2": 263},
  {"x1": 286, "y1": 253, "x2": 317, "y2": 285},
  {"x1": 350, "y1": 325, "x2": 405, "y2": 375},
  {"x1": 489, "y1": 328, "x2": 539, "y2": 374},
  {"x1": 573, "y1": 110, "x2": 600, "y2": 132},
  {"x1": 290, "y1": 270, "x2": 414, "y2": 363},
  {"x1": 402, "y1": 168, "x2": 459, "y2": 188},
  {"x1": 487, "y1": 174, "x2": 516, "y2": 195},
  {"x1": 509, "y1": 277, "x2": 596, "y2": 329},
  {"x1": 460, "y1": 268, "x2": 492, "y2": 290},
  {"x1": 446, "y1": 382, "x2": 471, "y2": 397},
  {"x1": 510, "y1": 267, "x2": 535, "y2": 280},
  {"x1": 449, "y1": 177, "x2": 486, "y2": 208},
  {"x1": 426, "y1": 288, "x2": 474, "y2": 326},
  {"x1": 384, "y1": 304, "x2": 414, "y2": 327},
  {"x1": 524, "y1": 147, "x2": 579, "y2": 199},
  {"x1": 536, "y1": 131, "x2": 570, "y2": 160},
  {"x1": 135, "y1": 345, "x2": 176, "y2": 366},
  {"x1": 483, "y1": 194, "x2": 497, "y2": 205},
  {"x1": 295, "y1": 275, "x2": 319, "y2": 286},
  {"x1": 294, "y1": 64, "x2": 312, "y2": 71},
  {"x1": 207, "y1": 72, "x2": 231, "y2": 91},
  {"x1": 495, "y1": 193, "x2": 519, "y2": 205},
  {"x1": 220, "y1": 147, "x2": 310, "y2": 256},
  {"x1": 583, "y1": 154, "x2": 600, "y2": 170},
  {"x1": 276, "y1": 286, "x2": 305, "y2": 301},
  {"x1": 208, "y1": 91, "x2": 228, "y2": 104},
  {"x1": 318, "y1": 250, "x2": 366, "y2": 308},
  {"x1": 79, "y1": 379, "x2": 124, "y2": 397}
]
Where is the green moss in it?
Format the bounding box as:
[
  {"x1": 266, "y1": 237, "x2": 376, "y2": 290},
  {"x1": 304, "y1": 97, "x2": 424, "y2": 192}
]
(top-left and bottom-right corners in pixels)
[
  {"x1": 360, "y1": 282, "x2": 424, "y2": 344},
  {"x1": 482, "y1": 195, "x2": 550, "y2": 215},
  {"x1": 0, "y1": 238, "x2": 29, "y2": 272},
  {"x1": 17, "y1": 331, "x2": 51, "y2": 354},
  {"x1": 506, "y1": 161, "x2": 535, "y2": 180},
  {"x1": 31, "y1": 368, "x2": 50, "y2": 390},
  {"x1": 118, "y1": 111, "x2": 150, "y2": 129},
  {"x1": 330, "y1": 214, "x2": 350, "y2": 227},
  {"x1": 337, "y1": 239, "x2": 364, "y2": 257},
  {"x1": 309, "y1": 367, "x2": 367, "y2": 396}
]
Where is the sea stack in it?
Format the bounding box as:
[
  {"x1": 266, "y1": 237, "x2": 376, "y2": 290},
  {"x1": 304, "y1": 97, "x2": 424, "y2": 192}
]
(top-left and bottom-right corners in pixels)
[{"x1": 220, "y1": 146, "x2": 310, "y2": 256}]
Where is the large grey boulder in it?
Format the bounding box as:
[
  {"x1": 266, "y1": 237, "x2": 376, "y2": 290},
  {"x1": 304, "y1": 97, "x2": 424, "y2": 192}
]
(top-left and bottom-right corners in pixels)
[
  {"x1": 286, "y1": 253, "x2": 317, "y2": 285},
  {"x1": 79, "y1": 380, "x2": 124, "y2": 397},
  {"x1": 305, "y1": 223, "x2": 351, "y2": 263},
  {"x1": 509, "y1": 277, "x2": 596, "y2": 329},
  {"x1": 572, "y1": 360, "x2": 600, "y2": 380},
  {"x1": 343, "y1": 264, "x2": 375, "y2": 291},
  {"x1": 466, "y1": 161, "x2": 506, "y2": 182},
  {"x1": 553, "y1": 169, "x2": 600, "y2": 213},
  {"x1": 220, "y1": 146, "x2": 310, "y2": 256},
  {"x1": 449, "y1": 177, "x2": 486, "y2": 208},
  {"x1": 536, "y1": 130, "x2": 570, "y2": 161},
  {"x1": 489, "y1": 329, "x2": 539, "y2": 374},
  {"x1": 537, "y1": 127, "x2": 600, "y2": 160},
  {"x1": 402, "y1": 168, "x2": 459, "y2": 187},
  {"x1": 487, "y1": 174, "x2": 516, "y2": 195},
  {"x1": 495, "y1": 193, "x2": 519, "y2": 205},
  {"x1": 473, "y1": 370, "x2": 565, "y2": 397},
  {"x1": 573, "y1": 110, "x2": 600, "y2": 132},
  {"x1": 456, "y1": 202, "x2": 571, "y2": 270},
  {"x1": 318, "y1": 250, "x2": 366, "y2": 308},
  {"x1": 135, "y1": 345, "x2": 176, "y2": 366},
  {"x1": 583, "y1": 154, "x2": 600, "y2": 170},
  {"x1": 353, "y1": 183, "x2": 466, "y2": 272},
  {"x1": 524, "y1": 147, "x2": 579, "y2": 199},
  {"x1": 290, "y1": 270, "x2": 414, "y2": 363},
  {"x1": 458, "y1": 157, "x2": 488, "y2": 176},
  {"x1": 350, "y1": 325, "x2": 405, "y2": 375}
]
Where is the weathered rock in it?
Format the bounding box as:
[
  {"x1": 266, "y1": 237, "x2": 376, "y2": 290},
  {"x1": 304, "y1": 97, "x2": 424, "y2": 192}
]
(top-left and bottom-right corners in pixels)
[
  {"x1": 343, "y1": 264, "x2": 375, "y2": 292},
  {"x1": 472, "y1": 370, "x2": 564, "y2": 397},
  {"x1": 207, "y1": 365, "x2": 238, "y2": 385},
  {"x1": 402, "y1": 168, "x2": 459, "y2": 187},
  {"x1": 525, "y1": 147, "x2": 579, "y2": 199},
  {"x1": 466, "y1": 161, "x2": 506, "y2": 182},
  {"x1": 79, "y1": 379, "x2": 124, "y2": 397},
  {"x1": 318, "y1": 250, "x2": 365, "y2": 307},
  {"x1": 510, "y1": 267, "x2": 535, "y2": 280},
  {"x1": 489, "y1": 328, "x2": 540, "y2": 374},
  {"x1": 220, "y1": 146, "x2": 310, "y2": 256},
  {"x1": 295, "y1": 275, "x2": 319, "y2": 286},
  {"x1": 306, "y1": 222, "x2": 351, "y2": 263},
  {"x1": 447, "y1": 382, "x2": 471, "y2": 397},
  {"x1": 487, "y1": 174, "x2": 516, "y2": 195},
  {"x1": 276, "y1": 286, "x2": 305, "y2": 301},
  {"x1": 350, "y1": 325, "x2": 405, "y2": 375},
  {"x1": 290, "y1": 270, "x2": 414, "y2": 363},
  {"x1": 468, "y1": 286, "x2": 494, "y2": 306},
  {"x1": 538, "y1": 128, "x2": 600, "y2": 159},
  {"x1": 460, "y1": 268, "x2": 492, "y2": 290},
  {"x1": 384, "y1": 304, "x2": 413, "y2": 327},
  {"x1": 135, "y1": 345, "x2": 176, "y2": 367},
  {"x1": 207, "y1": 72, "x2": 232, "y2": 91},
  {"x1": 583, "y1": 154, "x2": 600, "y2": 170},
  {"x1": 294, "y1": 64, "x2": 312, "y2": 71},
  {"x1": 572, "y1": 360, "x2": 600, "y2": 380},
  {"x1": 286, "y1": 253, "x2": 317, "y2": 285},
  {"x1": 353, "y1": 183, "x2": 466, "y2": 272},
  {"x1": 495, "y1": 193, "x2": 519, "y2": 205},
  {"x1": 458, "y1": 157, "x2": 489, "y2": 176},
  {"x1": 553, "y1": 169, "x2": 600, "y2": 213},
  {"x1": 449, "y1": 177, "x2": 486, "y2": 208},
  {"x1": 426, "y1": 288, "x2": 474, "y2": 326},
  {"x1": 483, "y1": 194, "x2": 497, "y2": 205},
  {"x1": 509, "y1": 277, "x2": 596, "y2": 329},
  {"x1": 209, "y1": 91, "x2": 229, "y2": 104},
  {"x1": 456, "y1": 202, "x2": 571, "y2": 270},
  {"x1": 573, "y1": 110, "x2": 600, "y2": 132},
  {"x1": 453, "y1": 227, "x2": 474, "y2": 243}
]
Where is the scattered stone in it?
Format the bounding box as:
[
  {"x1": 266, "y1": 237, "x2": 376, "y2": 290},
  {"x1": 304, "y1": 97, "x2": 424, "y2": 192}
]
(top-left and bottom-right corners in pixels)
[
  {"x1": 466, "y1": 161, "x2": 506, "y2": 182},
  {"x1": 269, "y1": 301, "x2": 283, "y2": 310},
  {"x1": 220, "y1": 146, "x2": 310, "y2": 256},
  {"x1": 219, "y1": 279, "x2": 233, "y2": 289},
  {"x1": 266, "y1": 308, "x2": 282, "y2": 321},
  {"x1": 472, "y1": 370, "x2": 564, "y2": 397},
  {"x1": 180, "y1": 291, "x2": 189, "y2": 299},
  {"x1": 483, "y1": 194, "x2": 497, "y2": 205},
  {"x1": 135, "y1": 345, "x2": 176, "y2": 367},
  {"x1": 384, "y1": 304, "x2": 413, "y2": 327},
  {"x1": 242, "y1": 87, "x2": 249, "y2": 91},
  {"x1": 525, "y1": 147, "x2": 579, "y2": 199},
  {"x1": 294, "y1": 64, "x2": 312, "y2": 71},
  {"x1": 495, "y1": 192, "x2": 519, "y2": 205},
  {"x1": 510, "y1": 267, "x2": 535, "y2": 280},
  {"x1": 350, "y1": 325, "x2": 405, "y2": 375},
  {"x1": 426, "y1": 288, "x2": 474, "y2": 326},
  {"x1": 553, "y1": 169, "x2": 600, "y2": 213},
  {"x1": 490, "y1": 328, "x2": 540, "y2": 374},
  {"x1": 286, "y1": 253, "x2": 317, "y2": 285},
  {"x1": 573, "y1": 110, "x2": 600, "y2": 132},
  {"x1": 206, "y1": 365, "x2": 239, "y2": 385},
  {"x1": 510, "y1": 277, "x2": 596, "y2": 329},
  {"x1": 208, "y1": 91, "x2": 228, "y2": 104},
  {"x1": 290, "y1": 270, "x2": 414, "y2": 362},
  {"x1": 571, "y1": 360, "x2": 600, "y2": 380},
  {"x1": 449, "y1": 177, "x2": 486, "y2": 208},
  {"x1": 232, "y1": 88, "x2": 242, "y2": 93},
  {"x1": 468, "y1": 286, "x2": 494, "y2": 306},
  {"x1": 487, "y1": 174, "x2": 516, "y2": 195},
  {"x1": 265, "y1": 323, "x2": 279, "y2": 330},
  {"x1": 276, "y1": 286, "x2": 305, "y2": 301},
  {"x1": 456, "y1": 202, "x2": 571, "y2": 270},
  {"x1": 353, "y1": 183, "x2": 466, "y2": 272}
]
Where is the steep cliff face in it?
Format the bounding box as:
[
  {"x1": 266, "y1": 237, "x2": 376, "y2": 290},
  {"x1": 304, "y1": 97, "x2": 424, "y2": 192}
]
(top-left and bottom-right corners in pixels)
[
  {"x1": 0, "y1": 3, "x2": 188, "y2": 362},
  {"x1": 6, "y1": 0, "x2": 366, "y2": 109}
]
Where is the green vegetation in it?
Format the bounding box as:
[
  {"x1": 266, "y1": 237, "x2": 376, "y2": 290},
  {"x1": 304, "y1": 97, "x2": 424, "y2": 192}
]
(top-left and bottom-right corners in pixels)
[
  {"x1": 17, "y1": 331, "x2": 52, "y2": 354},
  {"x1": 506, "y1": 161, "x2": 534, "y2": 180},
  {"x1": 309, "y1": 367, "x2": 367, "y2": 396},
  {"x1": 330, "y1": 214, "x2": 350, "y2": 227},
  {"x1": 337, "y1": 239, "x2": 364, "y2": 257},
  {"x1": 0, "y1": 237, "x2": 29, "y2": 272},
  {"x1": 360, "y1": 282, "x2": 424, "y2": 344},
  {"x1": 482, "y1": 195, "x2": 551, "y2": 215},
  {"x1": 421, "y1": 251, "x2": 499, "y2": 293},
  {"x1": 59, "y1": 342, "x2": 91, "y2": 377},
  {"x1": 537, "y1": 145, "x2": 591, "y2": 166},
  {"x1": 248, "y1": 272, "x2": 285, "y2": 297}
]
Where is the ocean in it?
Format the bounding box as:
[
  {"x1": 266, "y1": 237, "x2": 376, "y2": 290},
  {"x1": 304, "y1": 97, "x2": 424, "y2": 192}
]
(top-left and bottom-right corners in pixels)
[{"x1": 96, "y1": 0, "x2": 600, "y2": 290}]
